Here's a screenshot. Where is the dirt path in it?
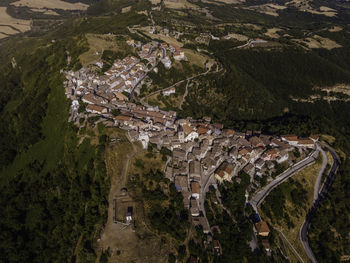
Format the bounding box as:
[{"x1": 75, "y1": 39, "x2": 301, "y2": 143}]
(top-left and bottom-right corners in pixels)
[{"x1": 179, "y1": 80, "x2": 189, "y2": 110}]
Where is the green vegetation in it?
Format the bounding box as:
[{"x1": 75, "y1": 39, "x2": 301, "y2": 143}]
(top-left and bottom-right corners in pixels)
[
  {"x1": 0, "y1": 36, "x2": 110, "y2": 262},
  {"x1": 309, "y1": 160, "x2": 350, "y2": 262},
  {"x1": 261, "y1": 178, "x2": 307, "y2": 228},
  {"x1": 0, "y1": 3, "x2": 150, "y2": 261},
  {"x1": 129, "y1": 169, "x2": 190, "y2": 241},
  {"x1": 205, "y1": 172, "x2": 269, "y2": 262}
]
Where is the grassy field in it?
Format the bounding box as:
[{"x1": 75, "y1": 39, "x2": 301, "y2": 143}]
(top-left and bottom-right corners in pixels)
[
  {"x1": 11, "y1": 0, "x2": 88, "y2": 10},
  {"x1": 163, "y1": 0, "x2": 198, "y2": 9},
  {"x1": 183, "y1": 48, "x2": 208, "y2": 68},
  {"x1": 140, "y1": 27, "x2": 184, "y2": 47},
  {"x1": 260, "y1": 154, "x2": 323, "y2": 262},
  {"x1": 79, "y1": 33, "x2": 133, "y2": 66},
  {"x1": 0, "y1": 7, "x2": 31, "y2": 36}
]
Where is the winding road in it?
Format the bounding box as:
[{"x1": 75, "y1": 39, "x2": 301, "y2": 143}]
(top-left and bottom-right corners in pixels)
[
  {"x1": 300, "y1": 143, "x2": 340, "y2": 263},
  {"x1": 249, "y1": 141, "x2": 340, "y2": 263},
  {"x1": 250, "y1": 144, "x2": 320, "y2": 212}
]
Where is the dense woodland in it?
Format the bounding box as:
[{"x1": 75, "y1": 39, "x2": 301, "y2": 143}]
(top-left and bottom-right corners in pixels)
[{"x1": 0, "y1": 0, "x2": 350, "y2": 262}]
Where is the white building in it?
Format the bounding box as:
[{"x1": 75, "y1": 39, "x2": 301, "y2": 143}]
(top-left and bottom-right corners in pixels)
[{"x1": 163, "y1": 87, "x2": 176, "y2": 96}]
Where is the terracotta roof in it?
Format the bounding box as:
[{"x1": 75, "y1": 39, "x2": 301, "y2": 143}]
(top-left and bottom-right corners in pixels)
[
  {"x1": 113, "y1": 92, "x2": 128, "y2": 101},
  {"x1": 255, "y1": 221, "x2": 270, "y2": 234},
  {"x1": 223, "y1": 129, "x2": 234, "y2": 136},
  {"x1": 213, "y1": 240, "x2": 220, "y2": 249},
  {"x1": 309, "y1": 134, "x2": 319, "y2": 140},
  {"x1": 114, "y1": 115, "x2": 132, "y2": 121},
  {"x1": 298, "y1": 138, "x2": 314, "y2": 145},
  {"x1": 191, "y1": 181, "x2": 200, "y2": 194},
  {"x1": 281, "y1": 135, "x2": 298, "y2": 141},
  {"x1": 215, "y1": 162, "x2": 234, "y2": 178},
  {"x1": 197, "y1": 126, "x2": 209, "y2": 135},
  {"x1": 182, "y1": 124, "x2": 194, "y2": 135},
  {"x1": 86, "y1": 104, "x2": 106, "y2": 113}
]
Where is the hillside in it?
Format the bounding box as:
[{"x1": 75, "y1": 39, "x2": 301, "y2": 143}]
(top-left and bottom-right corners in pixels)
[{"x1": 0, "y1": 0, "x2": 350, "y2": 262}]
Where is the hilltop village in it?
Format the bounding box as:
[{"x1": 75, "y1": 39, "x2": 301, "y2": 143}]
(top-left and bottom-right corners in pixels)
[{"x1": 63, "y1": 39, "x2": 318, "y2": 246}]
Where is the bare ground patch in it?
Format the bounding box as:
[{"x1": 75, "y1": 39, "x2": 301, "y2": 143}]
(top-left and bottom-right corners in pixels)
[
  {"x1": 121, "y1": 6, "x2": 131, "y2": 13},
  {"x1": 98, "y1": 130, "x2": 169, "y2": 263},
  {"x1": 329, "y1": 26, "x2": 343, "y2": 32}
]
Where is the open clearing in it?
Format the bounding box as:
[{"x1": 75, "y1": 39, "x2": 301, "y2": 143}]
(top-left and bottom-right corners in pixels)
[
  {"x1": 247, "y1": 4, "x2": 286, "y2": 17},
  {"x1": 214, "y1": 0, "x2": 244, "y2": 3},
  {"x1": 150, "y1": 0, "x2": 161, "y2": 4},
  {"x1": 79, "y1": 33, "x2": 131, "y2": 66},
  {"x1": 183, "y1": 48, "x2": 208, "y2": 68},
  {"x1": 121, "y1": 6, "x2": 131, "y2": 13},
  {"x1": 0, "y1": 25, "x2": 20, "y2": 35},
  {"x1": 264, "y1": 28, "x2": 282, "y2": 38},
  {"x1": 11, "y1": 0, "x2": 88, "y2": 10},
  {"x1": 140, "y1": 27, "x2": 184, "y2": 47},
  {"x1": 164, "y1": 0, "x2": 198, "y2": 9},
  {"x1": 0, "y1": 32, "x2": 7, "y2": 39},
  {"x1": 225, "y1": 33, "x2": 248, "y2": 41},
  {"x1": 294, "y1": 35, "x2": 342, "y2": 50},
  {"x1": 329, "y1": 26, "x2": 343, "y2": 32},
  {"x1": 31, "y1": 8, "x2": 59, "y2": 15},
  {"x1": 98, "y1": 129, "x2": 168, "y2": 263},
  {"x1": 0, "y1": 7, "x2": 31, "y2": 36},
  {"x1": 286, "y1": 0, "x2": 337, "y2": 17}
]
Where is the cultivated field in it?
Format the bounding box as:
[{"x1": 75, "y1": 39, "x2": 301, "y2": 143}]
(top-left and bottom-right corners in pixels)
[
  {"x1": 163, "y1": 0, "x2": 198, "y2": 9},
  {"x1": 0, "y1": 7, "x2": 31, "y2": 37},
  {"x1": 11, "y1": 0, "x2": 88, "y2": 10},
  {"x1": 247, "y1": 3, "x2": 286, "y2": 17}
]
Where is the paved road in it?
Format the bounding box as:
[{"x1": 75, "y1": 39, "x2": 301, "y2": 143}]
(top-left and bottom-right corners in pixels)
[
  {"x1": 313, "y1": 146, "x2": 327, "y2": 202},
  {"x1": 300, "y1": 143, "x2": 340, "y2": 263},
  {"x1": 250, "y1": 145, "x2": 320, "y2": 212}
]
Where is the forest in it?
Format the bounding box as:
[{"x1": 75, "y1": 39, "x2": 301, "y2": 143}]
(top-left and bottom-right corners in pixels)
[{"x1": 0, "y1": 0, "x2": 349, "y2": 261}]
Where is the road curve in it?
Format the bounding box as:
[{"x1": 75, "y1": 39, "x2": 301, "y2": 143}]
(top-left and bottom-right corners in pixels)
[
  {"x1": 250, "y1": 144, "x2": 320, "y2": 212},
  {"x1": 300, "y1": 143, "x2": 340, "y2": 263}
]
